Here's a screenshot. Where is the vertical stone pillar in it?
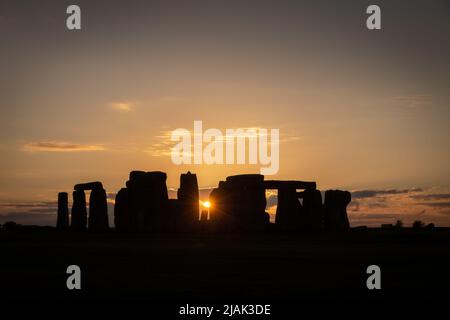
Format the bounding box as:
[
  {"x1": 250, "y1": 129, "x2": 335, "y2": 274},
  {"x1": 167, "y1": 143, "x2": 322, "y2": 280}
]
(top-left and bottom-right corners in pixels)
[
  {"x1": 114, "y1": 188, "x2": 130, "y2": 232},
  {"x1": 56, "y1": 192, "x2": 69, "y2": 229},
  {"x1": 177, "y1": 171, "x2": 200, "y2": 229},
  {"x1": 275, "y1": 187, "x2": 303, "y2": 230},
  {"x1": 71, "y1": 189, "x2": 87, "y2": 230},
  {"x1": 323, "y1": 190, "x2": 351, "y2": 230},
  {"x1": 302, "y1": 189, "x2": 323, "y2": 230},
  {"x1": 88, "y1": 187, "x2": 109, "y2": 231}
]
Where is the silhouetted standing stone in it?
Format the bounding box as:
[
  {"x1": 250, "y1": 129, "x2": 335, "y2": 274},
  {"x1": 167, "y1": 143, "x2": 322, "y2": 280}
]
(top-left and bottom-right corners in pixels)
[
  {"x1": 166, "y1": 199, "x2": 179, "y2": 231},
  {"x1": 208, "y1": 181, "x2": 230, "y2": 230},
  {"x1": 209, "y1": 174, "x2": 269, "y2": 231},
  {"x1": 228, "y1": 175, "x2": 268, "y2": 227},
  {"x1": 209, "y1": 177, "x2": 329, "y2": 232},
  {"x1": 88, "y1": 187, "x2": 109, "y2": 231},
  {"x1": 264, "y1": 180, "x2": 317, "y2": 231},
  {"x1": 56, "y1": 192, "x2": 69, "y2": 229},
  {"x1": 114, "y1": 188, "x2": 130, "y2": 232},
  {"x1": 177, "y1": 171, "x2": 200, "y2": 229},
  {"x1": 323, "y1": 190, "x2": 351, "y2": 230},
  {"x1": 125, "y1": 171, "x2": 169, "y2": 232},
  {"x1": 72, "y1": 181, "x2": 109, "y2": 232},
  {"x1": 275, "y1": 187, "x2": 303, "y2": 230},
  {"x1": 71, "y1": 189, "x2": 87, "y2": 230},
  {"x1": 302, "y1": 189, "x2": 323, "y2": 230}
]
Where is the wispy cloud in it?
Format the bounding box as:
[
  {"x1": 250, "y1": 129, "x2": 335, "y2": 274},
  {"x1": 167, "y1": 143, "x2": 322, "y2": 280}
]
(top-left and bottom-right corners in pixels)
[
  {"x1": 348, "y1": 187, "x2": 450, "y2": 227},
  {"x1": 420, "y1": 202, "x2": 450, "y2": 208},
  {"x1": 0, "y1": 212, "x2": 56, "y2": 225},
  {"x1": 351, "y1": 188, "x2": 422, "y2": 199},
  {"x1": 408, "y1": 193, "x2": 450, "y2": 210},
  {"x1": 393, "y1": 94, "x2": 432, "y2": 110},
  {"x1": 146, "y1": 127, "x2": 300, "y2": 157},
  {"x1": 0, "y1": 201, "x2": 57, "y2": 212},
  {"x1": 266, "y1": 194, "x2": 278, "y2": 208},
  {"x1": 0, "y1": 201, "x2": 57, "y2": 225},
  {"x1": 0, "y1": 200, "x2": 115, "y2": 226},
  {"x1": 107, "y1": 192, "x2": 117, "y2": 200},
  {"x1": 23, "y1": 141, "x2": 105, "y2": 152},
  {"x1": 410, "y1": 193, "x2": 450, "y2": 201},
  {"x1": 144, "y1": 142, "x2": 175, "y2": 157},
  {"x1": 109, "y1": 101, "x2": 135, "y2": 112}
]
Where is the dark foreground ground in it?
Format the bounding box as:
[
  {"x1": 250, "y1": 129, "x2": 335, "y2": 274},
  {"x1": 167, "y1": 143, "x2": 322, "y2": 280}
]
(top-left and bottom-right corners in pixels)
[{"x1": 1, "y1": 227, "x2": 450, "y2": 304}]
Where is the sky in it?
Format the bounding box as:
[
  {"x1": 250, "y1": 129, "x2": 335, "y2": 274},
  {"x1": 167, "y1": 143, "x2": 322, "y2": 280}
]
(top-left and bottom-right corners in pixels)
[{"x1": 1, "y1": 0, "x2": 450, "y2": 226}]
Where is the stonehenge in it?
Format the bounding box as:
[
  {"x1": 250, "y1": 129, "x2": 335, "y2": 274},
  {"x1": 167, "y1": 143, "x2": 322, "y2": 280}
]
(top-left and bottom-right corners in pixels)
[
  {"x1": 114, "y1": 170, "x2": 200, "y2": 232},
  {"x1": 58, "y1": 171, "x2": 352, "y2": 233},
  {"x1": 209, "y1": 174, "x2": 269, "y2": 231},
  {"x1": 209, "y1": 176, "x2": 350, "y2": 231},
  {"x1": 115, "y1": 171, "x2": 169, "y2": 232},
  {"x1": 67, "y1": 181, "x2": 109, "y2": 231},
  {"x1": 266, "y1": 180, "x2": 319, "y2": 231}
]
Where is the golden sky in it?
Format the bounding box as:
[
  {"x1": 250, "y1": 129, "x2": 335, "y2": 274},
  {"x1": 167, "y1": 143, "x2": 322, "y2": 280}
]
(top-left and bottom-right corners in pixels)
[{"x1": 1, "y1": 0, "x2": 450, "y2": 226}]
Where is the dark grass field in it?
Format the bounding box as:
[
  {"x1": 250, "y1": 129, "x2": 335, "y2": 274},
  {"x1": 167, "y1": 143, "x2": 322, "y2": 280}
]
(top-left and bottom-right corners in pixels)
[{"x1": 1, "y1": 227, "x2": 450, "y2": 302}]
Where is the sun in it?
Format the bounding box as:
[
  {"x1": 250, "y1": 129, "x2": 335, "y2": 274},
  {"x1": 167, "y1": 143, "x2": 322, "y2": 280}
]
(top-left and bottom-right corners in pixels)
[{"x1": 202, "y1": 201, "x2": 211, "y2": 208}]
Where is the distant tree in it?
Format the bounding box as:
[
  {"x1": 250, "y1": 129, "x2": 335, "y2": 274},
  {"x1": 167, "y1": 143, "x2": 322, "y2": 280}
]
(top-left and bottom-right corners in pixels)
[
  {"x1": 425, "y1": 223, "x2": 435, "y2": 230},
  {"x1": 412, "y1": 220, "x2": 425, "y2": 229},
  {"x1": 394, "y1": 220, "x2": 403, "y2": 228},
  {"x1": 3, "y1": 221, "x2": 19, "y2": 231}
]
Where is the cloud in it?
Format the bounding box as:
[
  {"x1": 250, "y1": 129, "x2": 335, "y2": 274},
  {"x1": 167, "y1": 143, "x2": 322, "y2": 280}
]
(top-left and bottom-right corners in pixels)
[
  {"x1": 23, "y1": 141, "x2": 105, "y2": 152},
  {"x1": 146, "y1": 126, "x2": 300, "y2": 157},
  {"x1": 408, "y1": 193, "x2": 450, "y2": 210},
  {"x1": 393, "y1": 94, "x2": 432, "y2": 110},
  {"x1": 350, "y1": 213, "x2": 395, "y2": 220},
  {"x1": 348, "y1": 201, "x2": 360, "y2": 212},
  {"x1": 0, "y1": 212, "x2": 56, "y2": 225},
  {"x1": 0, "y1": 201, "x2": 57, "y2": 211},
  {"x1": 0, "y1": 199, "x2": 116, "y2": 226},
  {"x1": 110, "y1": 101, "x2": 135, "y2": 112},
  {"x1": 410, "y1": 193, "x2": 450, "y2": 200},
  {"x1": 106, "y1": 192, "x2": 117, "y2": 200},
  {"x1": 145, "y1": 143, "x2": 175, "y2": 157},
  {"x1": 266, "y1": 194, "x2": 278, "y2": 208},
  {"x1": 347, "y1": 187, "x2": 450, "y2": 226},
  {"x1": 421, "y1": 202, "x2": 450, "y2": 208},
  {"x1": 0, "y1": 201, "x2": 58, "y2": 225},
  {"x1": 351, "y1": 188, "x2": 422, "y2": 199}
]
